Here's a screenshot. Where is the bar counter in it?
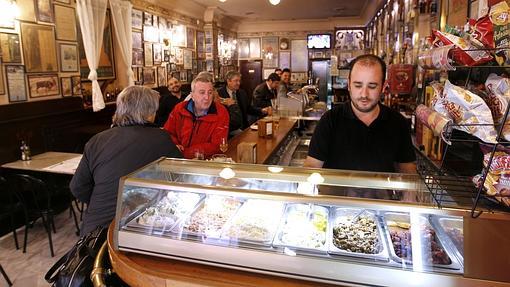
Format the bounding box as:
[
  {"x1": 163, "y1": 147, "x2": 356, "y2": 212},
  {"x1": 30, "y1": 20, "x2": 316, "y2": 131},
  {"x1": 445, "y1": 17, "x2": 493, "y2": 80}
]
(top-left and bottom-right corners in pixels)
[{"x1": 226, "y1": 118, "x2": 297, "y2": 164}]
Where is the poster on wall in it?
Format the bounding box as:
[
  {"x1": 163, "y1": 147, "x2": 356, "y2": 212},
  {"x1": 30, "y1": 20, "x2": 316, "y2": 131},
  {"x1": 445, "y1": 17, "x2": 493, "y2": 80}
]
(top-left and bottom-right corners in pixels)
[
  {"x1": 20, "y1": 23, "x2": 58, "y2": 72},
  {"x1": 27, "y1": 74, "x2": 60, "y2": 98},
  {"x1": 196, "y1": 31, "x2": 205, "y2": 58},
  {"x1": 0, "y1": 33, "x2": 22, "y2": 63},
  {"x1": 54, "y1": 5, "x2": 77, "y2": 41},
  {"x1": 6, "y1": 65, "x2": 27, "y2": 102},
  {"x1": 291, "y1": 39, "x2": 308, "y2": 72},
  {"x1": 172, "y1": 25, "x2": 186, "y2": 47},
  {"x1": 132, "y1": 9, "x2": 143, "y2": 30},
  {"x1": 279, "y1": 51, "x2": 290, "y2": 69},
  {"x1": 59, "y1": 43, "x2": 79, "y2": 72},
  {"x1": 36, "y1": 0, "x2": 54, "y2": 23},
  {"x1": 249, "y1": 38, "x2": 260, "y2": 59},
  {"x1": 183, "y1": 49, "x2": 192, "y2": 70},
  {"x1": 186, "y1": 27, "x2": 195, "y2": 49},
  {"x1": 78, "y1": 10, "x2": 115, "y2": 80},
  {"x1": 261, "y1": 37, "x2": 278, "y2": 68}
]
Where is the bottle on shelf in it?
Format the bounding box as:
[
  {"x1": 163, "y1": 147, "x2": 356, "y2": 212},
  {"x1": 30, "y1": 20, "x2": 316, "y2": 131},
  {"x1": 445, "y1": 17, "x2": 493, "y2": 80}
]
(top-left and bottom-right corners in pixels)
[{"x1": 20, "y1": 140, "x2": 31, "y2": 161}]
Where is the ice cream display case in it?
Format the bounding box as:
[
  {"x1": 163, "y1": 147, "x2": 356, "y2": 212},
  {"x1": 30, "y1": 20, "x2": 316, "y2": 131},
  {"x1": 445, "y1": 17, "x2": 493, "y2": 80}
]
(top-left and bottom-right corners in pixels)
[{"x1": 113, "y1": 158, "x2": 510, "y2": 286}]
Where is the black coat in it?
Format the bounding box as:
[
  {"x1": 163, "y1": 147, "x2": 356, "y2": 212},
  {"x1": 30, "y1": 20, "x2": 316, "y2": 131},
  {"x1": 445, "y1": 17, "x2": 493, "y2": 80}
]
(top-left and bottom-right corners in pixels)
[
  {"x1": 218, "y1": 86, "x2": 263, "y2": 129},
  {"x1": 154, "y1": 87, "x2": 183, "y2": 127},
  {"x1": 253, "y1": 82, "x2": 276, "y2": 110},
  {"x1": 70, "y1": 124, "x2": 182, "y2": 235},
  {"x1": 216, "y1": 86, "x2": 243, "y2": 133}
]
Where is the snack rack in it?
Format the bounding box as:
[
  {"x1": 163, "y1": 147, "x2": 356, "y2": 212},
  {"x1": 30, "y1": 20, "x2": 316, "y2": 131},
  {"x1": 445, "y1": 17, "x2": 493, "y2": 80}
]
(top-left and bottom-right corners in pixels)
[{"x1": 415, "y1": 48, "x2": 510, "y2": 218}]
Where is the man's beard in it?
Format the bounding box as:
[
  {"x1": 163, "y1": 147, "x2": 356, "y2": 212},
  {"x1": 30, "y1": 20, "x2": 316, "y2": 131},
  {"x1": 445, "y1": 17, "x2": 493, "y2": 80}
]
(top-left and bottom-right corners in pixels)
[{"x1": 351, "y1": 98, "x2": 378, "y2": 113}]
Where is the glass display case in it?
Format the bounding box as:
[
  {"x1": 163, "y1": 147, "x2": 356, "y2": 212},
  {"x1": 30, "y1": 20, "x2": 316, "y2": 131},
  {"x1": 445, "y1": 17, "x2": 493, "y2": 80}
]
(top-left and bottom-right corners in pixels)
[{"x1": 113, "y1": 158, "x2": 508, "y2": 286}]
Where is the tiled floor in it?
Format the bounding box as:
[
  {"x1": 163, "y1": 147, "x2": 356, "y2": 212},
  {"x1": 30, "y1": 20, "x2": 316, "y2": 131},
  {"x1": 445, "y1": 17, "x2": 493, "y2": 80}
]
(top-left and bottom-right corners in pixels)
[{"x1": 0, "y1": 210, "x2": 79, "y2": 287}]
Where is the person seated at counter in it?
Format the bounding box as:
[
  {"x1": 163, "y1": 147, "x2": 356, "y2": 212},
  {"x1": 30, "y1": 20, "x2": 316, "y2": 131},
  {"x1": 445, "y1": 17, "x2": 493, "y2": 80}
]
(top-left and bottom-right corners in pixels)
[
  {"x1": 218, "y1": 71, "x2": 266, "y2": 132},
  {"x1": 217, "y1": 71, "x2": 243, "y2": 136},
  {"x1": 70, "y1": 86, "x2": 182, "y2": 236},
  {"x1": 164, "y1": 74, "x2": 229, "y2": 159},
  {"x1": 274, "y1": 68, "x2": 282, "y2": 77},
  {"x1": 277, "y1": 68, "x2": 292, "y2": 98},
  {"x1": 304, "y1": 54, "x2": 416, "y2": 173},
  {"x1": 154, "y1": 77, "x2": 184, "y2": 127},
  {"x1": 252, "y1": 72, "x2": 280, "y2": 112}
]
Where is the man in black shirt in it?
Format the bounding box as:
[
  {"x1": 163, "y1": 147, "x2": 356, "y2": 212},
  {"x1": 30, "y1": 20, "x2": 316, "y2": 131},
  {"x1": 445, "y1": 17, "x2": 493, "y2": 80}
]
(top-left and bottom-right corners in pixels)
[
  {"x1": 305, "y1": 54, "x2": 416, "y2": 174},
  {"x1": 154, "y1": 77, "x2": 184, "y2": 127}
]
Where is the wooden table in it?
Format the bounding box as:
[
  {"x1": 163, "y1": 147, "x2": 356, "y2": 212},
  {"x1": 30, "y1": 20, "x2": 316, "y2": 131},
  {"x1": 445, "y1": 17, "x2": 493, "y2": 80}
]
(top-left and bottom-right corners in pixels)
[
  {"x1": 1, "y1": 151, "x2": 82, "y2": 175},
  {"x1": 226, "y1": 118, "x2": 297, "y2": 164},
  {"x1": 107, "y1": 224, "x2": 338, "y2": 287}
]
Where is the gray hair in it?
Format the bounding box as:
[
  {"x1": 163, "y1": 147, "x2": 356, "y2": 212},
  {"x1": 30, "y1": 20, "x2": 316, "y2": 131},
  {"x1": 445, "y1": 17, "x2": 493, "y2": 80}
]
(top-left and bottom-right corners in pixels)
[
  {"x1": 112, "y1": 86, "x2": 160, "y2": 127},
  {"x1": 225, "y1": 71, "x2": 241, "y2": 81},
  {"x1": 191, "y1": 73, "x2": 214, "y2": 92}
]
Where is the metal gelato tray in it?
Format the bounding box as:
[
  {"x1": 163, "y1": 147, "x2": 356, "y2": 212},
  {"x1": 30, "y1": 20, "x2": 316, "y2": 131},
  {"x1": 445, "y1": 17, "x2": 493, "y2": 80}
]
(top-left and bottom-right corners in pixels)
[
  {"x1": 272, "y1": 204, "x2": 329, "y2": 254},
  {"x1": 327, "y1": 208, "x2": 389, "y2": 262},
  {"x1": 381, "y1": 212, "x2": 462, "y2": 270},
  {"x1": 431, "y1": 216, "x2": 464, "y2": 264}
]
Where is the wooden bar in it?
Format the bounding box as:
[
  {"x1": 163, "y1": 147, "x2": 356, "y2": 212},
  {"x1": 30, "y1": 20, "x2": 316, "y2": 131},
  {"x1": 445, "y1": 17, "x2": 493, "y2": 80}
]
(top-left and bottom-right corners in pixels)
[{"x1": 226, "y1": 118, "x2": 297, "y2": 164}]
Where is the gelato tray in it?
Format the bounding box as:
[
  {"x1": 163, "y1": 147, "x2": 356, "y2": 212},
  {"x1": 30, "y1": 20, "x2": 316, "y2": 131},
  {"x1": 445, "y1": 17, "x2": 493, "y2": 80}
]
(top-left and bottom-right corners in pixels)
[
  {"x1": 327, "y1": 208, "x2": 388, "y2": 262},
  {"x1": 273, "y1": 204, "x2": 329, "y2": 253},
  {"x1": 382, "y1": 212, "x2": 462, "y2": 270},
  {"x1": 172, "y1": 195, "x2": 243, "y2": 239},
  {"x1": 127, "y1": 191, "x2": 203, "y2": 233},
  {"x1": 431, "y1": 216, "x2": 464, "y2": 262},
  {"x1": 222, "y1": 199, "x2": 286, "y2": 246}
]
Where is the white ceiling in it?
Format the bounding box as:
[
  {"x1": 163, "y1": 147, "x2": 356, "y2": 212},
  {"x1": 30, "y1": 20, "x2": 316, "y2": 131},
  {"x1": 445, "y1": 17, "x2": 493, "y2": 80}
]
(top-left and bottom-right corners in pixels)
[{"x1": 188, "y1": 0, "x2": 371, "y2": 21}]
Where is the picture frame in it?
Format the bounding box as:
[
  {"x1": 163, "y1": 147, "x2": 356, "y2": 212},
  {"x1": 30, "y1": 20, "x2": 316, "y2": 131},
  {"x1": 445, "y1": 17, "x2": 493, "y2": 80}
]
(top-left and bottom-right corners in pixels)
[
  {"x1": 143, "y1": 12, "x2": 153, "y2": 26},
  {"x1": 196, "y1": 31, "x2": 205, "y2": 58},
  {"x1": 163, "y1": 49, "x2": 171, "y2": 62},
  {"x1": 54, "y1": 4, "x2": 77, "y2": 41},
  {"x1": 174, "y1": 47, "x2": 183, "y2": 65},
  {"x1": 58, "y1": 43, "x2": 79, "y2": 72},
  {"x1": 20, "y1": 22, "x2": 58, "y2": 73},
  {"x1": 137, "y1": 67, "x2": 143, "y2": 84},
  {"x1": 16, "y1": 0, "x2": 36, "y2": 22},
  {"x1": 179, "y1": 70, "x2": 187, "y2": 83},
  {"x1": 249, "y1": 38, "x2": 261, "y2": 59},
  {"x1": 142, "y1": 67, "x2": 155, "y2": 84},
  {"x1": 152, "y1": 15, "x2": 158, "y2": 28},
  {"x1": 78, "y1": 10, "x2": 116, "y2": 80},
  {"x1": 6, "y1": 65, "x2": 27, "y2": 102},
  {"x1": 71, "y1": 76, "x2": 81, "y2": 95},
  {"x1": 0, "y1": 33, "x2": 22, "y2": 63},
  {"x1": 144, "y1": 42, "x2": 153, "y2": 66},
  {"x1": 132, "y1": 48, "x2": 143, "y2": 66},
  {"x1": 291, "y1": 39, "x2": 308, "y2": 72},
  {"x1": 0, "y1": 67, "x2": 4, "y2": 95},
  {"x1": 261, "y1": 37, "x2": 278, "y2": 68},
  {"x1": 171, "y1": 24, "x2": 186, "y2": 47},
  {"x1": 132, "y1": 9, "x2": 143, "y2": 30},
  {"x1": 143, "y1": 26, "x2": 159, "y2": 43},
  {"x1": 132, "y1": 67, "x2": 139, "y2": 82},
  {"x1": 27, "y1": 74, "x2": 60, "y2": 98},
  {"x1": 186, "y1": 27, "x2": 195, "y2": 49},
  {"x1": 36, "y1": 0, "x2": 54, "y2": 23},
  {"x1": 61, "y1": 77, "x2": 72, "y2": 97},
  {"x1": 263, "y1": 69, "x2": 274, "y2": 80},
  {"x1": 153, "y1": 43, "x2": 162, "y2": 65},
  {"x1": 132, "y1": 31, "x2": 142, "y2": 49},
  {"x1": 238, "y1": 38, "x2": 250, "y2": 59},
  {"x1": 279, "y1": 51, "x2": 290, "y2": 69},
  {"x1": 157, "y1": 66, "x2": 166, "y2": 87},
  {"x1": 183, "y1": 49, "x2": 192, "y2": 70}
]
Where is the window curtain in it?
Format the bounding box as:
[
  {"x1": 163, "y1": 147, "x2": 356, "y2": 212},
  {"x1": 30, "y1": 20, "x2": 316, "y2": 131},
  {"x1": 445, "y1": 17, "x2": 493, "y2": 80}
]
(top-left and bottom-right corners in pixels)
[
  {"x1": 109, "y1": 0, "x2": 134, "y2": 86},
  {"x1": 76, "y1": 0, "x2": 108, "y2": 112}
]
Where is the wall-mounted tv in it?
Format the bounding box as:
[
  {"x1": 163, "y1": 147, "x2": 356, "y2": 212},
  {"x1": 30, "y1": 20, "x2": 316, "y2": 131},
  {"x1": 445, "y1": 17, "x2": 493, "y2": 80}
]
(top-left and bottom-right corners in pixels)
[{"x1": 307, "y1": 34, "x2": 331, "y2": 49}]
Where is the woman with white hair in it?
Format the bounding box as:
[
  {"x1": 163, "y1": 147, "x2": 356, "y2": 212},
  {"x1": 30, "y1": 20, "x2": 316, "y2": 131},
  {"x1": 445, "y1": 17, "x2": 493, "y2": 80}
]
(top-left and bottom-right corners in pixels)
[{"x1": 70, "y1": 86, "x2": 182, "y2": 235}]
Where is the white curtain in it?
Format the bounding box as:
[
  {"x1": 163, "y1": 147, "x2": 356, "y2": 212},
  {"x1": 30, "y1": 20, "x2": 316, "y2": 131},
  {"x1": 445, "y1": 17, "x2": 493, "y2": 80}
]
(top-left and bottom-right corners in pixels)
[
  {"x1": 109, "y1": 0, "x2": 134, "y2": 86},
  {"x1": 76, "y1": 0, "x2": 108, "y2": 112}
]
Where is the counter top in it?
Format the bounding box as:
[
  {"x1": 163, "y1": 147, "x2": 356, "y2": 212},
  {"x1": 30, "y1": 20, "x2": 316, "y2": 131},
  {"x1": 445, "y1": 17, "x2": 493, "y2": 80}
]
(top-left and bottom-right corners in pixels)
[
  {"x1": 226, "y1": 118, "x2": 297, "y2": 164},
  {"x1": 1, "y1": 151, "x2": 82, "y2": 175}
]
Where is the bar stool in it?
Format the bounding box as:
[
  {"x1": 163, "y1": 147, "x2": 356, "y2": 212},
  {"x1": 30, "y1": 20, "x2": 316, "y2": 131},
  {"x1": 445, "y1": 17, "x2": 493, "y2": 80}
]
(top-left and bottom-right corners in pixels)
[
  {"x1": 0, "y1": 176, "x2": 20, "y2": 250},
  {"x1": 0, "y1": 263, "x2": 12, "y2": 286}
]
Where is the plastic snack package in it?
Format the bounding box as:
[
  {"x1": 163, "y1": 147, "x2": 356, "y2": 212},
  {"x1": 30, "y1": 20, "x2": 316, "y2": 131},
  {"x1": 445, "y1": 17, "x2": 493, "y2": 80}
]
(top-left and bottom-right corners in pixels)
[
  {"x1": 478, "y1": 143, "x2": 510, "y2": 206},
  {"x1": 432, "y1": 30, "x2": 493, "y2": 66},
  {"x1": 485, "y1": 73, "x2": 510, "y2": 140},
  {"x1": 490, "y1": 1, "x2": 510, "y2": 66}
]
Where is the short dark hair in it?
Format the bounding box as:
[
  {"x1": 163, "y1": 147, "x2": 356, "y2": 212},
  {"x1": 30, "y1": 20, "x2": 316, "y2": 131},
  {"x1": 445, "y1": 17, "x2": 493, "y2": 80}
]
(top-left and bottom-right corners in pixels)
[
  {"x1": 274, "y1": 68, "x2": 282, "y2": 72},
  {"x1": 348, "y1": 54, "x2": 386, "y2": 84},
  {"x1": 282, "y1": 68, "x2": 291, "y2": 73},
  {"x1": 267, "y1": 73, "x2": 280, "y2": 82},
  {"x1": 225, "y1": 70, "x2": 241, "y2": 81}
]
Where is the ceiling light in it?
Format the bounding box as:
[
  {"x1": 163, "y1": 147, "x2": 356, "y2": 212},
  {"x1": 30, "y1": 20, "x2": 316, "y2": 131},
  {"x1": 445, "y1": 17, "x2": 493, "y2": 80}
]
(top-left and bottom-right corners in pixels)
[
  {"x1": 269, "y1": 0, "x2": 280, "y2": 5},
  {"x1": 219, "y1": 0, "x2": 226, "y2": 2}
]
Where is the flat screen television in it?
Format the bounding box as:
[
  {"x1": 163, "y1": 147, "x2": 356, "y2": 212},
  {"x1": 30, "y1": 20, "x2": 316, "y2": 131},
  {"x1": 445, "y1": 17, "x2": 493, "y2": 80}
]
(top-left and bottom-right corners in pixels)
[{"x1": 307, "y1": 34, "x2": 331, "y2": 49}]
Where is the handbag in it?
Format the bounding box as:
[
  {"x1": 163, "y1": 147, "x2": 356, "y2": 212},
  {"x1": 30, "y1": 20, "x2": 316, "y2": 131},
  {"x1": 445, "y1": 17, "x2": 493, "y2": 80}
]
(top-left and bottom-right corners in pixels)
[{"x1": 45, "y1": 226, "x2": 107, "y2": 287}]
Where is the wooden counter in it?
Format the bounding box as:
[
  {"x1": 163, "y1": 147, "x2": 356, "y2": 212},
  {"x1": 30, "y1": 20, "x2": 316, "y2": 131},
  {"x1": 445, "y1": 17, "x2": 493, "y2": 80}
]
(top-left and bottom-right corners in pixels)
[
  {"x1": 226, "y1": 118, "x2": 297, "y2": 164},
  {"x1": 107, "y1": 224, "x2": 338, "y2": 287}
]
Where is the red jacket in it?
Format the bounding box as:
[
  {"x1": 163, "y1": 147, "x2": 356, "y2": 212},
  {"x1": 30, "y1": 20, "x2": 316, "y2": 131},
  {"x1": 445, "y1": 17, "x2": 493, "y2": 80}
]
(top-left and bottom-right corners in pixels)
[{"x1": 164, "y1": 100, "x2": 229, "y2": 159}]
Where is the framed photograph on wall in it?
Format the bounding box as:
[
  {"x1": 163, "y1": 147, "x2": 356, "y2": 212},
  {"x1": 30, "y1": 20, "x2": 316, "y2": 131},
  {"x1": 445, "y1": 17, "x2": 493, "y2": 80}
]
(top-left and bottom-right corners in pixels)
[
  {"x1": 179, "y1": 70, "x2": 187, "y2": 83},
  {"x1": 20, "y1": 23, "x2": 58, "y2": 72},
  {"x1": 238, "y1": 38, "x2": 250, "y2": 59},
  {"x1": 143, "y1": 12, "x2": 153, "y2": 26},
  {"x1": 132, "y1": 31, "x2": 142, "y2": 49},
  {"x1": 27, "y1": 74, "x2": 60, "y2": 98},
  {"x1": 0, "y1": 33, "x2": 22, "y2": 63},
  {"x1": 132, "y1": 48, "x2": 143, "y2": 66},
  {"x1": 263, "y1": 69, "x2": 274, "y2": 80},
  {"x1": 61, "y1": 77, "x2": 72, "y2": 97},
  {"x1": 261, "y1": 36, "x2": 278, "y2": 68},
  {"x1": 186, "y1": 27, "x2": 195, "y2": 49},
  {"x1": 174, "y1": 47, "x2": 183, "y2": 65},
  {"x1": 132, "y1": 9, "x2": 143, "y2": 30},
  {"x1": 183, "y1": 49, "x2": 192, "y2": 70},
  {"x1": 16, "y1": 0, "x2": 36, "y2": 22},
  {"x1": 249, "y1": 38, "x2": 261, "y2": 59},
  {"x1": 59, "y1": 43, "x2": 79, "y2": 72},
  {"x1": 144, "y1": 42, "x2": 153, "y2": 66},
  {"x1": 163, "y1": 49, "x2": 171, "y2": 62},
  {"x1": 279, "y1": 51, "x2": 290, "y2": 69},
  {"x1": 142, "y1": 67, "x2": 155, "y2": 84},
  {"x1": 143, "y1": 26, "x2": 159, "y2": 43},
  {"x1": 171, "y1": 24, "x2": 186, "y2": 47},
  {"x1": 196, "y1": 31, "x2": 205, "y2": 58},
  {"x1": 153, "y1": 43, "x2": 162, "y2": 65},
  {"x1": 157, "y1": 66, "x2": 166, "y2": 87},
  {"x1": 6, "y1": 65, "x2": 27, "y2": 102},
  {"x1": 36, "y1": 0, "x2": 54, "y2": 23},
  {"x1": 71, "y1": 76, "x2": 81, "y2": 95},
  {"x1": 54, "y1": 5, "x2": 77, "y2": 41}
]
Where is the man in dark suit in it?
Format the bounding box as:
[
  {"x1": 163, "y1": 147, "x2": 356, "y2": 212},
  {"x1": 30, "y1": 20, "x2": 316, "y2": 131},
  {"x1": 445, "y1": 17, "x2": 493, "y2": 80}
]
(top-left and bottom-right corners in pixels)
[
  {"x1": 154, "y1": 77, "x2": 184, "y2": 127},
  {"x1": 218, "y1": 71, "x2": 269, "y2": 130},
  {"x1": 253, "y1": 73, "x2": 280, "y2": 111}
]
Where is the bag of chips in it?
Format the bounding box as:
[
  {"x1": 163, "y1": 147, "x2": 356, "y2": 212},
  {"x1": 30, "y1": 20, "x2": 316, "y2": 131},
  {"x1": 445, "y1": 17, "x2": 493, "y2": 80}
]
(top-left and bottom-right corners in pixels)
[
  {"x1": 477, "y1": 143, "x2": 510, "y2": 206},
  {"x1": 432, "y1": 30, "x2": 493, "y2": 66},
  {"x1": 490, "y1": 1, "x2": 510, "y2": 66},
  {"x1": 484, "y1": 73, "x2": 510, "y2": 140},
  {"x1": 467, "y1": 15, "x2": 495, "y2": 49}
]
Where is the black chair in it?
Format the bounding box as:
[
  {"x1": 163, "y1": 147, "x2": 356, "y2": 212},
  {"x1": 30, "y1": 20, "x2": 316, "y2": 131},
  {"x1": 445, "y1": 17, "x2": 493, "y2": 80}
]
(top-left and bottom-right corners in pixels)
[
  {"x1": 0, "y1": 176, "x2": 20, "y2": 250},
  {"x1": 0, "y1": 263, "x2": 12, "y2": 286}
]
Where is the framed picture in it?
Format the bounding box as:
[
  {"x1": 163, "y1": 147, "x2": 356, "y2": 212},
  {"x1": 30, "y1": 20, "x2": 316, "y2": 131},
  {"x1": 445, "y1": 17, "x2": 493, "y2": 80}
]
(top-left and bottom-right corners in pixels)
[
  {"x1": 132, "y1": 31, "x2": 142, "y2": 49},
  {"x1": 54, "y1": 5, "x2": 77, "y2": 41},
  {"x1": 20, "y1": 23, "x2": 58, "y2": 73},
  {"x1": 137, "y1": 67, "x2": 143, "y2": 84},
  {"x1": 6, "y1": 65, "x2": 27, "y2": 102},
  {"x1": 36, "y1": 0, "x2": 53, "y2": 23},
  {"x1": 0, "y1": 33, "x2": 22, "y2": 63},
  {"x1": 142, "y1": 67, "x2": 155, "y2": 84},
  {"x1": 78, "y1": 10, "x2": 116, "y2": 80},
  {"x1": 174, "y1": 47, "x2": 183, "y2": 65},
  {"x1": 143, "y1": 12, "x2": 153, "y2": 26},
  {"x1": 291, "y1": 39, "x2": 308, "y2": 72},
  {"x1": 163, "y1": 49, "x2": 171, "y2": 62},
  {"x1": 71, "y1": 76, "x2": 81, "y2": 95},
  {"x1": 132, "y1": 67, "x2": 139, "y2": 82},
  {"x1": 171, "y1": 24, "x2": 186, "y2": 47},
  {"x1": 179, "y1": 71, "x2": 187, "y2": 82},
  {"x1": 263, "y1": 69, "x2": 274, "y2": 80},
  {"x1": 16, "y1": 0, "x2": 36, "y2": 22},
  {"x1": 196, "y1": 31, "x2": 205, "y2": 58},
  {"x1": 144, "y1": 42, "x2": 153, "y2": 66},
  {"x1": 183, "y1": 49, "x2": 192, "y2": 70},
  {"x1": 238, "y1": 39, "x2": 250, "y2": 59},
  {"x1": 58, "y1": 43, "x2": 79, "y2": 72},
  {"x1": 0, "y1": 67, "x2": 4, "y2": 94},
  {"x1": 261, "y1": 37, "x2": 278, "y2": 67},
  {"x1": 153, "y1": 43, "x2": 162, "y2": 65},
  {"x1": 132, "y1": 48, "x2": 143, "y2": 66},
  {"x1": 143, "y1": 26, "x2": 159, "y2": 43},
  {"x1": 152, "y1": 15, "x2": 158, "y2": 27},
  {"x1": 132, "y1": 9, "x2": 143, "y2": 30},
  {"x1": 27, "y1": 74, "x2": 60, "y2": 98},
  {"x1": 157, "y1": 66, "x2": 166, "y2": 87},
  {"x1": 249, "y1": 38, "x2": 261, "y2": 59},
  {"x1": 186, "y1": 27, "x2": 195, "y2": 49},
  {"x1": 279, "y1": 51, "x2": 290, "y2": 69},
  {"x1": 61, "y1": 77, "x2": 72, "y2": 97}
]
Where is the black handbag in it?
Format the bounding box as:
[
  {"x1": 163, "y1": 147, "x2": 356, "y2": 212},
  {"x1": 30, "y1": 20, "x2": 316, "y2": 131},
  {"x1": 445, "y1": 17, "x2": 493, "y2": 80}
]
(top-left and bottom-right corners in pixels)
[{"x1": 45, "y1": 226, "x2": 107, "y2": 287}]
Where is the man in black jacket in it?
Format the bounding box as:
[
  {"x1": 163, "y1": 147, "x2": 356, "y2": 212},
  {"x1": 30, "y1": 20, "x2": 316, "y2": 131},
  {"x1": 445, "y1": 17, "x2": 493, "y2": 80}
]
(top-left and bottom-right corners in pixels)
[
  {"x1": 253, "y1": 72, "x2": 280, "y2": 111},
  {"x1": 154, "y1": 77, "x2": 184, "y2": 127},
  {"x1": 70, "y1": 86, "x2": 182, "y2": 235}
]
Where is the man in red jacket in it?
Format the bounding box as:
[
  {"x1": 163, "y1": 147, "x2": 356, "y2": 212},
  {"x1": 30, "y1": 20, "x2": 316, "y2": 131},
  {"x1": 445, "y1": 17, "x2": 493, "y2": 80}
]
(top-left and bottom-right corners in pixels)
[{"x1": 164, "y1": 74, "x2": 229, "y2": 159}]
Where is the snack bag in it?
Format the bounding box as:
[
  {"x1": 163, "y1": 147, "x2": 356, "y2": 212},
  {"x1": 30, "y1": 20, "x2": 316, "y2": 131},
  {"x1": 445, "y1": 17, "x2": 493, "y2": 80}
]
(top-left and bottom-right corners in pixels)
[
  {"x1": 485, "y1": 73, "x2": 510, "y2": 140},
  {"x1": 489, "y1": 1, "x2": 510, "y2": 66},
  {"x1": 432, "y1": 30, "x2": 493, "y2": 66},
  {"x1": 467, "y1": 15, "x2": 495, "y2": 49},
  {"x1": 479, "y1": 143, "x2": 510, "y2": 206}
]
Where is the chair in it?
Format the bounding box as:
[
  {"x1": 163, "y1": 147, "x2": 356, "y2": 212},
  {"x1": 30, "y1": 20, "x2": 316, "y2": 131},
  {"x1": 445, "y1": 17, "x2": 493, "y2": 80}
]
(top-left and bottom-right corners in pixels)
[
  {"x1": 0, "y1": 263, "x2": 12, "y2": 286},
  {"x1": 0, "y1": 176, "x2": 20, "y2": 250}
]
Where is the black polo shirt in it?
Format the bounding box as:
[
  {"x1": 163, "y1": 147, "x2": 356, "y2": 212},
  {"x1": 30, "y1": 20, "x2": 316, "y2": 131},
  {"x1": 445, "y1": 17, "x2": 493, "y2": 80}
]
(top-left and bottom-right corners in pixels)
[{"x1": 308, "y1": 102, "x2": 416, "y2": 172}]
